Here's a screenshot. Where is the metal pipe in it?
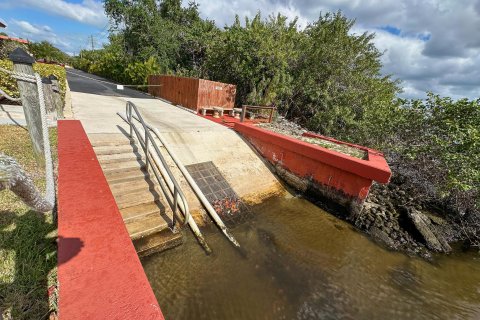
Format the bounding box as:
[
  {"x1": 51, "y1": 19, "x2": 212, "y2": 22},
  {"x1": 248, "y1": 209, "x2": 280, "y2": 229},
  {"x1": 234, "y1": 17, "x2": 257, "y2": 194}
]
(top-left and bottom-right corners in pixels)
[
  {"x1": 144, "y1": 127, "x2": 212, "y2": 253},
  {"x1": 149, "y1": 126, "x2": 240, "y2": 248},
  {"x1": 118, "y1": 104, "x2": 212, "y2": 253},
  {"x1": 122, "y1": 107, "x2": 240, "y2": 247},
  {"x1": 240, "y1": 105, "x2": 246, "y2": 122}
]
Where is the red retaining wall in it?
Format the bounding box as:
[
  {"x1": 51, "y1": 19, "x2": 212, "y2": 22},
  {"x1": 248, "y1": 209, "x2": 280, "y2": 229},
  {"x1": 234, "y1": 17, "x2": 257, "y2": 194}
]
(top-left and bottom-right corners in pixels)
[
  {"x1": 57, "y1": 120, "x2": 164, "y2": 320},
  {"x1": 234, "y1": 123, "x2": 391, "y2": 203}
]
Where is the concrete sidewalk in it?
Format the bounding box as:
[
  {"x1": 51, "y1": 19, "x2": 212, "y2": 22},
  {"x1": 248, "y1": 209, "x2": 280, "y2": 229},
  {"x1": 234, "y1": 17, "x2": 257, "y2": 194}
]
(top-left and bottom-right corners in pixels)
[{"x1": 0, "y1": 103, "x2": 57, "y2": 127}]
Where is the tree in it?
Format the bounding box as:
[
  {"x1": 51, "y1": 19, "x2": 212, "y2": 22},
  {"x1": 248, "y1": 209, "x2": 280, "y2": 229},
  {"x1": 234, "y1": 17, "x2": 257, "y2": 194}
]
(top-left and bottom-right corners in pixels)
[
  {"x1": 27, "y1": 41, "x2": 70, "y2": 63},
  {"x1": 104, "y1": 0, "x2": 213, "y2": 72},
  {"x1": 287, "y1": 12, "x2": 400, "y2": 141},
  {"x1": 206, "y1": 13, "x2": 300, "y2": 106}
]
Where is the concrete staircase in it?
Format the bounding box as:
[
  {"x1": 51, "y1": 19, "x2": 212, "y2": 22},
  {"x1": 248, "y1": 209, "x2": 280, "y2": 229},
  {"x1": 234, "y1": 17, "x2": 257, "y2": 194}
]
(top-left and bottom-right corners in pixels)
[{"x1": 89, "y1": 133, "x2": 183, "y2": 257}]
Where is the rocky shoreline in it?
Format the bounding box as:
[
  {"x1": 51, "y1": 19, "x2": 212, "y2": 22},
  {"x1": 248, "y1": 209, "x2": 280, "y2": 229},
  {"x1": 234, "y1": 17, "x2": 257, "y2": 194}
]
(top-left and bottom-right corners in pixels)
[
  {"x1": 260, "y1": 117, "x2": 459, "y2": 258},
  {"x1": 355, "y1": 181, "x2": 454, "y2": 258}
]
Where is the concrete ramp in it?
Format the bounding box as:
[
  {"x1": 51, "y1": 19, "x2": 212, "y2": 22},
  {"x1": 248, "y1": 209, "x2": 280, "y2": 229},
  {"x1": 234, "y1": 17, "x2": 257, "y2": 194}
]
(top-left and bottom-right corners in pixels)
[
  {"x1": 127, "y1": 97, "x2": 284, "y2": 222},
  {"x1": 70, "y1": 90, "x2": 284, "y2": 228}
]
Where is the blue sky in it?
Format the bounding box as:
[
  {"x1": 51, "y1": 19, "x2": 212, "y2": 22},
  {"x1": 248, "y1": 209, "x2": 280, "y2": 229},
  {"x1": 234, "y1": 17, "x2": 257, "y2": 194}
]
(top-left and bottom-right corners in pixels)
[
  {"x1": 1, "y1": 0, "x2": 479, "y2": 100},
  {"x1": 0, "y1": 0, "x2": 109, "y2": 55}
]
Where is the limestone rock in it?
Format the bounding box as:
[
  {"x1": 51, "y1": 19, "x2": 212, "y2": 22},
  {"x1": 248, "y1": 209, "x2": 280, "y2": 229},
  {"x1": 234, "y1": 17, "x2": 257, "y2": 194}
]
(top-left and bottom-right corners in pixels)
[{"x1": 407, "y1": 208, "x2": 451, "y2": 253}]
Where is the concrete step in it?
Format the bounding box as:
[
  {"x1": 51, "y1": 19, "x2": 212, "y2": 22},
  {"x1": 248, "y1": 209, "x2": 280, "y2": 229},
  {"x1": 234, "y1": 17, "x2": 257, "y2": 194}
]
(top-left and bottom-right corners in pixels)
[
  {"x1": 100, "y1": 159, "x2": 146, "y2": 171},
  {"x1": 94, "y1": 144, "x2": 140, "y2": 155},
  {"x1": 120, "y1": 201, "x2": 162, "y2": 222},
  {"x1": 107, "y1": 170, "x2": 149, "y2": 185},
  {"x1": 134, "y1": 230, "x2": 183, "y2": 258},
  {"x1": 90, "y1": 132, "x2": 183, "y2": 257},
  {"x1": 97, "y1": 152, "x2": 143, "y2": 164},
  {"x1": 126, "y1": 212, "x2": 170, "y2": 239},
  {"x1": 110, "y1": 178, "x2": 158, "y2": 195},
  {"x1": 91, "y1": 138, "x2": 134, "y2": 147},
  {"x1": 114, "y1": 188, "x2": 162, "y2": 209},
  {"x1": 103, "y1": 164, "x2": 146, "y2": 180},
  {"x1": 88, "y1": 133, "x2": 135, "y2": 147}
]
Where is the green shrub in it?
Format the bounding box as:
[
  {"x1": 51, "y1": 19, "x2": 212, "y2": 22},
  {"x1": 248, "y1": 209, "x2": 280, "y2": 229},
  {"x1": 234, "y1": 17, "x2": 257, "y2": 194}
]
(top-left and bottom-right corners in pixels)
[
  {"x1": 0, "y1": 60, "x2": 18, "y2": 99},
  {"x1": 0, "y1": 59, "x2": 67, "y2": 101},
  {"x1": 392, "y1": 94, "x2": 480, "y2": 196}
]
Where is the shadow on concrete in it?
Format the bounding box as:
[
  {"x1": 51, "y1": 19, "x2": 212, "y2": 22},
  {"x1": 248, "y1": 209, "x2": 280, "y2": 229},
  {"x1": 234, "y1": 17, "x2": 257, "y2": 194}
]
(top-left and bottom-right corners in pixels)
[
  {"x1": 113, "y1": 125, "x2": 173, "y2": 225},
  {"x1": 57, "y1": 236, "x2": 84, "y2": 266},
  {"x1": 0, "y1": 105, "x2": 27, "y2": 129}
]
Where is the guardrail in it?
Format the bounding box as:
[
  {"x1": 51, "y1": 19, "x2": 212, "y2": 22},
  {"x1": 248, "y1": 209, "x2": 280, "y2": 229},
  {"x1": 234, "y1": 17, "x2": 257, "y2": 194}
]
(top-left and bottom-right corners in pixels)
[{"x1": 118, "y1": 101, "x2": 211, "y2": 253}]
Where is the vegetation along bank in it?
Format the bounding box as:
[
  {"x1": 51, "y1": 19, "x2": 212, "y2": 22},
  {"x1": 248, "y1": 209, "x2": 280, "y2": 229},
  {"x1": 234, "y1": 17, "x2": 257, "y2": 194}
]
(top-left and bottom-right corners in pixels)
[{"x1": 69, "y1": 0, "x2": 478, "y2": 255}]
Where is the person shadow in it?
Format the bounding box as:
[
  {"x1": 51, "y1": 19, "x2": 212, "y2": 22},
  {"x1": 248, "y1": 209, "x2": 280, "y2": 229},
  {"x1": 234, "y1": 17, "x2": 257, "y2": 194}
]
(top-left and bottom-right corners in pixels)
[{"x1": 0, "y1": 209, "x2": 83, "y2": 319}]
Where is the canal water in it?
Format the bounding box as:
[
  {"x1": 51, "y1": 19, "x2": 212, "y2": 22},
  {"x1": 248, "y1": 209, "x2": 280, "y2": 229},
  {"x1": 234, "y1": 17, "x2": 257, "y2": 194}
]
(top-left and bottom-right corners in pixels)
[{"x1": 142, "y1": 194, "x2": 480, "y2": 320}]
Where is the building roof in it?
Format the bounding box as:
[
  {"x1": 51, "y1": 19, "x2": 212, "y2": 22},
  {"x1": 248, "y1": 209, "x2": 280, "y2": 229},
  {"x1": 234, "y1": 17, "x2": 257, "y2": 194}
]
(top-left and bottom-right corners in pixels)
[{"x1": 0, "y1": 35, "x2": 29, "y2": 44}]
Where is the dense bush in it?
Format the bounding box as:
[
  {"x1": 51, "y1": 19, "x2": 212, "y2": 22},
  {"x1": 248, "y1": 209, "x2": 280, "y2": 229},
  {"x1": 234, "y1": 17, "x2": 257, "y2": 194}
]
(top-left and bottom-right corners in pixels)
[
  {"x1": 0, "y1": 59, "x2": 67, "y2": 100},
  {"x1": 206, "y1": 14, "x2": 300, "y2": 106},
  {"x1": 0, "y1": 59, "x2": 18, "y2": 99},
  {"x1": 73, "y1": 35, "x2": 162, "y2": 87},
  {"x1": 389, "y1": 94, "x2": 479, "y2": 209}
]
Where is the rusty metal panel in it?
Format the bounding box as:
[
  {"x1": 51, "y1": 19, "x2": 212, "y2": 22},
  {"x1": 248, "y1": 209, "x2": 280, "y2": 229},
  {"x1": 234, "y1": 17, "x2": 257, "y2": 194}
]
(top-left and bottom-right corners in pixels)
[
  {"x1": 198, "y1": 79, "x2": 236, "y2": 110},
  {"x1": 148, "y1": 75, "x2": 236, "y2": 112},
  {"x1": 148, "y1": 75, "x2": 199, "y2": 111},
  {"x1": 185, "y1": 161, "x2": 252, "y2": 227}
]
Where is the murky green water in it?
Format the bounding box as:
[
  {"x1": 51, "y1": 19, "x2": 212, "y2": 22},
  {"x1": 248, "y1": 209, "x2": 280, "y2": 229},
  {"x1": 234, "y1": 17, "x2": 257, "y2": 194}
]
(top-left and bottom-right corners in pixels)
[{"x1": 142, "y1": 194, "x2": 480, "y2": 320}]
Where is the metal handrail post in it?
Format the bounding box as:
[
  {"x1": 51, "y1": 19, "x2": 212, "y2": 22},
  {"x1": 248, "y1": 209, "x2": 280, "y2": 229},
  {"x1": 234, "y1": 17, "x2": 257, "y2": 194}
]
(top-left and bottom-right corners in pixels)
[
  {"x1": 117, "y1": 102, "x2": 212, "y2": 254},
  {"x1": 172, "y1": 188, "x2": 178, "y2": 228},
  {"x1": 144, "y1": 123, "x2": 149, "y2": 172},
  {"x1": 128, "y1": 105, "x2": 133, "y2": 137},
  {"x1": 240, "y1": 105, "x2": 246, "y2": 122}
]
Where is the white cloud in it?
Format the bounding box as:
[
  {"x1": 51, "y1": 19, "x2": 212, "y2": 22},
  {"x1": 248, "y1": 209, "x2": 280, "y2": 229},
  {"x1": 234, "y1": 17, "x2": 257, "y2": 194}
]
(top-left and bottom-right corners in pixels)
[
  {"x1": 12, "y1": 0, "x2": 107, "y2": 28},
  {"x1": 9, "y1": 19, "x2": 74, "y2": 52},
  {"x1": 5, "y1": 0, "x2": 480, "y2": 99},
  {"x1": 191, "y1": 0, "x2": 480, "y2": 99},
  {"x1": 12, "y1": 20, "x2": 43, "y2": 35}
]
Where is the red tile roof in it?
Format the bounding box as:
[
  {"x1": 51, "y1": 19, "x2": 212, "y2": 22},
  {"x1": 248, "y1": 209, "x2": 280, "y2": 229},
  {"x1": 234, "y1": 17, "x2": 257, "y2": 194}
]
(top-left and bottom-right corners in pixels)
[{"x1": 0, "y1": 35, "x2": 29, "y2": 44}]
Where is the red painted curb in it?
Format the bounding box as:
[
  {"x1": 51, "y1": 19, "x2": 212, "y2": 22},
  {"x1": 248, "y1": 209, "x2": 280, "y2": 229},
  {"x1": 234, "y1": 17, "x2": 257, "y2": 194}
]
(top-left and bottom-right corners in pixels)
[
  {"x1": 57, "y1": 120, "x2": 164, "y2": 320},
  {"x1": 301, "y1": 131, "x2": 391, "y2": 183},
  {"x1": 234, "y1": 123, "x2": 391, "y2": 200}
]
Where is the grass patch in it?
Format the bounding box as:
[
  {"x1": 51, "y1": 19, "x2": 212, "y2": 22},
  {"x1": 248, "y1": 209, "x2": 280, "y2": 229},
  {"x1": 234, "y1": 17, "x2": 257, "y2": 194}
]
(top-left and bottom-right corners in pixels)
[
  {"x1": 300, "y1": 136, "x2": 367, "y2": 159},
  {"x1": 0, "y1": 125, "x2": 57, "y2": 320}
]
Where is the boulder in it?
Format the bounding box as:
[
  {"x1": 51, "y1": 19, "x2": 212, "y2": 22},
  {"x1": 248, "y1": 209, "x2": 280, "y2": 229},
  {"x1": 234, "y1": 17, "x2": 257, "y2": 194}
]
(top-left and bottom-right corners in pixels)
[{"x1": 407, "y1": 209, "x2": 452, "y2": 253}]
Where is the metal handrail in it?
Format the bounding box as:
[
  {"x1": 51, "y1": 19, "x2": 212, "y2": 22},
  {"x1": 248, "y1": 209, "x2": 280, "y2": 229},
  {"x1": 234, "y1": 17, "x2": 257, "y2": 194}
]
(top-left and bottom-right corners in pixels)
[{"x1": 118, "y1": 101, "x2": 211, "y2": 253}]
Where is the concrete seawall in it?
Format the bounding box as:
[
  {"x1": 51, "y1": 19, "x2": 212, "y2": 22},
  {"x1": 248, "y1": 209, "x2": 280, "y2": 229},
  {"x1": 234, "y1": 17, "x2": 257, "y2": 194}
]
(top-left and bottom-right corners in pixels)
[{"x1": 234, "y1": 123, "x2": 391, "y2": 217}]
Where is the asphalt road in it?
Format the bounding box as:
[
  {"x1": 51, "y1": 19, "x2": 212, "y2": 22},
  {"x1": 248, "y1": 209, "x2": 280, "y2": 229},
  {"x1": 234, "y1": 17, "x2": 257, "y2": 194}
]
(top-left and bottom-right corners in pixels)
[{"x1": 66, "y1": 68, "x2": 154, "y2": 99}]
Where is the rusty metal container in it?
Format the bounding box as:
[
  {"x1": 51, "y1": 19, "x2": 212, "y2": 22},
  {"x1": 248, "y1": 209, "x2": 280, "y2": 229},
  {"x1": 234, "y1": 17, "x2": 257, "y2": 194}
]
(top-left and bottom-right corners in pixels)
[{"x1": 148, "y1": 75, "x2": 236, "y2": 112}]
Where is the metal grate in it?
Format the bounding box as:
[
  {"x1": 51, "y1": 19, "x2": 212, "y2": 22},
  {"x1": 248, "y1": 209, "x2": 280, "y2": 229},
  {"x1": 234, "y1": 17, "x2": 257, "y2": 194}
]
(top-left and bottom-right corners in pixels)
[{"x1": 185, "y1": 161, "x2": 252, "y2": 227}]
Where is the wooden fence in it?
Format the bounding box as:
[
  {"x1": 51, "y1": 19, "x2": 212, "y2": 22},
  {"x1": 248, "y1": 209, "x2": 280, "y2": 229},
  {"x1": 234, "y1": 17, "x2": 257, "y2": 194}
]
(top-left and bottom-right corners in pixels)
[{"x1": 148, "y1": 75, "x2": 236, "y2": 112}]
